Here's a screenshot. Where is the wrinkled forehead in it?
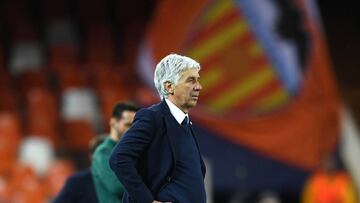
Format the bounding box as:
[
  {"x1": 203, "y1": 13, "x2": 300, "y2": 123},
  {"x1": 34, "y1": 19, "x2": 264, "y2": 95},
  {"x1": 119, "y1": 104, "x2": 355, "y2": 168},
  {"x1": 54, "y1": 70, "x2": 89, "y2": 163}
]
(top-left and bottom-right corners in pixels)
[{"x1": 179, "y1": 68, "x2": 200, "y2": 79}]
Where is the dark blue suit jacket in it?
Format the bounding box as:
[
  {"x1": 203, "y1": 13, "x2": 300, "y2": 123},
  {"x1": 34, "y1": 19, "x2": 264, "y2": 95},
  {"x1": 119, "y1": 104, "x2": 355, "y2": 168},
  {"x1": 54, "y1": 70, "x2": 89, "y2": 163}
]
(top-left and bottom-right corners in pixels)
[
  {"x1": 53, "y1": 168, "x2": 98, "y2": 203},
  {"x1": 109, "y1": 100, "x2": 206, "y2": 203}
]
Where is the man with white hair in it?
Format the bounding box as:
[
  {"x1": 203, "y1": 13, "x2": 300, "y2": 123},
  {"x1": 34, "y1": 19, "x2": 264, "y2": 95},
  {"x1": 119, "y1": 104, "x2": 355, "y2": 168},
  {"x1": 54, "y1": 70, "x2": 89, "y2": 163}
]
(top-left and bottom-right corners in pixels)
[{"x1": 110, "y1": 53, "x2": 206, "y2": 203}]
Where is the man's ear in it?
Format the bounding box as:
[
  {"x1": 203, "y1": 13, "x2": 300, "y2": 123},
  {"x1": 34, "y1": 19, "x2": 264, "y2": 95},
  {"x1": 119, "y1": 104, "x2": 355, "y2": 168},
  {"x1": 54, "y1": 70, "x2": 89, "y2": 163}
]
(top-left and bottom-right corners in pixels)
[
  {"x1": 109, "y1": 118, "x2": 116, "y2": 128},
  {"x1": 164, "y1": 82, "x2": 174, "y2": 94}
]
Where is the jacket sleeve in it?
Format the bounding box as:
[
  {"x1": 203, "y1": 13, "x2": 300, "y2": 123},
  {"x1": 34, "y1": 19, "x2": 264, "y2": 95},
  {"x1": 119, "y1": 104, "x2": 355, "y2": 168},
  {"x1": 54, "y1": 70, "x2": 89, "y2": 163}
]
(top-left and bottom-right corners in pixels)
[
  {"x1": 92, "y1": 143, "x2": 125, "y2": 197},
  {"x1": 109, "y1": 108, "x2": 157, "y2": 203}
]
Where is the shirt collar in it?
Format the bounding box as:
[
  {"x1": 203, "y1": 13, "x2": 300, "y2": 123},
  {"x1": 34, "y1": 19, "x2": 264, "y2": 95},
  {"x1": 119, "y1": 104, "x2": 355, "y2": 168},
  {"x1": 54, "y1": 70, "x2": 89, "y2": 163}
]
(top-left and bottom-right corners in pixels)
[{"x1": 165, "y1": 99, "x2": 189, "y2": 125}]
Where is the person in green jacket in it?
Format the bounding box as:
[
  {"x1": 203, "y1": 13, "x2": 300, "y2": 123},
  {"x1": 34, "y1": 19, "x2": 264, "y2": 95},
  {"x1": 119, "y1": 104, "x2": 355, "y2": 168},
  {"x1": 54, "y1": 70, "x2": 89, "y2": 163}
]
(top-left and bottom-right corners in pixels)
[{"x1": 92, "y1": 102, "x2": 139, "y2": 203}]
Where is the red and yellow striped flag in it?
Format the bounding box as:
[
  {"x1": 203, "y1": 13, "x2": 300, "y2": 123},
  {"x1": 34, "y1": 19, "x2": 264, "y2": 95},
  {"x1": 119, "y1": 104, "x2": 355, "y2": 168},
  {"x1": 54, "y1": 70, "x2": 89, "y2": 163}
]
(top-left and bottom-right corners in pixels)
[{"x1": 138, "y1": 0, "x2": 340, "y2": 170}]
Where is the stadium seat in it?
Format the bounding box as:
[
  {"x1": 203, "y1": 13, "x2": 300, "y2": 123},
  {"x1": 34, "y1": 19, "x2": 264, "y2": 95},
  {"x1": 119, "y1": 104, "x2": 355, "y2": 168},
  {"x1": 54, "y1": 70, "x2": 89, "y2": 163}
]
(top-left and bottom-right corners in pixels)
[
  {"x1": 6, "y1": 163, "x2": 47, "y2": 203},
  {"x1": 62, "y1": 120, "x2": 96, "y2": 151},
  {"x1": 25, "y1": 88, "x2": 60, "y2": 147},
  {"x1": 44, "y1": 159, "x2": 75, "y2": 200},
  {"x1": 0, "y1": 112, "x2": 22, "y2": 177}
]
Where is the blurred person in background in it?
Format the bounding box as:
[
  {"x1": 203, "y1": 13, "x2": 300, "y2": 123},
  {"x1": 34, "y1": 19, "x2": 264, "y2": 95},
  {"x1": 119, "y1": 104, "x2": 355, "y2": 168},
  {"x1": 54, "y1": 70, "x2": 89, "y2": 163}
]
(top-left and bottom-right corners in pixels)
[
  {"x1": 53, "y1": 135, "x2": 107, "y2": 203},
  {"x1": 109, "y1": 54, "x2": 206, "y2": 203},
  {"x1": 301, "y1": 156, "x2": 357, "y2": 203},
  {"x1": 92, "y1": 102, "x2": 139, "y2": 203}
]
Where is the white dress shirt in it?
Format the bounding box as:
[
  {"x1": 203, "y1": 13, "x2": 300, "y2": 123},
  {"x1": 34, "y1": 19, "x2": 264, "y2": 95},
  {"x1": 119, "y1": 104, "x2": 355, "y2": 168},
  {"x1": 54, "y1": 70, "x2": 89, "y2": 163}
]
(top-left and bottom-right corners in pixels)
[{"x1": 165, "y1": 99, "x2": 189, "y2": 125}]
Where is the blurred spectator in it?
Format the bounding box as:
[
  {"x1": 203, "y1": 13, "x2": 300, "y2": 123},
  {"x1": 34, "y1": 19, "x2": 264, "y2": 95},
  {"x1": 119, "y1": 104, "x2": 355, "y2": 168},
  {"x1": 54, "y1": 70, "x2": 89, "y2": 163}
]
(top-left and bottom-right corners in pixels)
[
  {"x1": 91, "y1": 102, "x2": 139, "y2": 203},
  {"x1": 53, "y1": 134, "x2": 107, "y2": 203},
  {"x1": 301, "y1": 156, "x2": 357, "y2": 203}
]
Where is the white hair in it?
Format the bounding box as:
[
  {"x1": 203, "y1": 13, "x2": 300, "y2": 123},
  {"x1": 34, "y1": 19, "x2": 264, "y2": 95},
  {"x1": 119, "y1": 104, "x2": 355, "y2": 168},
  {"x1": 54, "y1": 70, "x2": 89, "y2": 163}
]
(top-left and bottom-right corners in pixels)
[{"x1": 154, "y1": 53, "x2": 200, "y2": 99}]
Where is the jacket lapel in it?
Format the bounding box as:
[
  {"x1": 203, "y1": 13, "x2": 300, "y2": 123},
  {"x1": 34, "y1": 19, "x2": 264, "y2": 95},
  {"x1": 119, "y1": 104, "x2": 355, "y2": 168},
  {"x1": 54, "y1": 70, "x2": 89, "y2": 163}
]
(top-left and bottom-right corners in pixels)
[
  {"x1": 160, "y1": 100, "x2": 178, "y2": 166},
  {"x1": 160, "y1": 100, "x2": 206, "y2": 177},
  {"x1": 190, "y1": 126, "x2": 206, "y2": 177}
]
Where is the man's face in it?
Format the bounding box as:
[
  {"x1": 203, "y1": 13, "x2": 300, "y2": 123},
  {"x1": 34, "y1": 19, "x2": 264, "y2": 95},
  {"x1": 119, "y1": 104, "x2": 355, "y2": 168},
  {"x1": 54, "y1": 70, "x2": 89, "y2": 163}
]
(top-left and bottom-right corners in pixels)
[
  {"x1": 169, "y1": 69, "x2": 202, "y2": 113},
  {"x1": 113, "y1": 110, "x2": 136, "y2": 140}
]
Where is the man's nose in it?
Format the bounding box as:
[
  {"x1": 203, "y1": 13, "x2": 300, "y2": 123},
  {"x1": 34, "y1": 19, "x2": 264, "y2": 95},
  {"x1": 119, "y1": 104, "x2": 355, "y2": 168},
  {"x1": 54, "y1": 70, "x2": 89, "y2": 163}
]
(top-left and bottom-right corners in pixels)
[{"x1": 194, "y1": 81, "x2": 202, "y2": 91}]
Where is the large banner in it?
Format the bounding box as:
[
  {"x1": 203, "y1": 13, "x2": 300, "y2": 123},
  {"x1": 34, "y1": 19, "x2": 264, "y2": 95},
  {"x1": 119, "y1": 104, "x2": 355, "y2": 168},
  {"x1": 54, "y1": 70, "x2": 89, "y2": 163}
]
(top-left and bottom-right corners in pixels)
[{"x1": 138, "y1": 0, "x2": 340, "y2": 173}]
